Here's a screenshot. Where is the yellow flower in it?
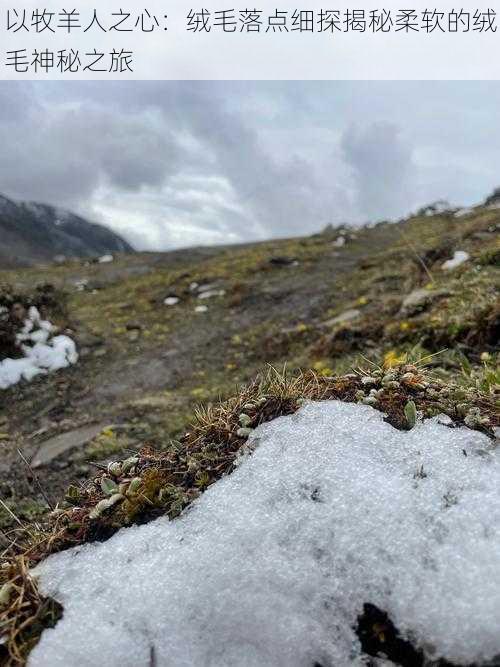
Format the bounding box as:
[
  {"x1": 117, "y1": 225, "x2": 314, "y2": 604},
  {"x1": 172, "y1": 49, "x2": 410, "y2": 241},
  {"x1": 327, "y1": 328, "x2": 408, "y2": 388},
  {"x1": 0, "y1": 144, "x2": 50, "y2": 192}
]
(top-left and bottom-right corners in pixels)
[
  {"x1": 384, "y1": 350, "x2": 407, "y2": 368},
  {"x1": 357, "y1": 296, "x2": 368, "y2": 306},
  {"x1": 399, "y1": 321, "x2": 410, "y2": 331},
  {"x1": 313, "y1": 360, "x2": 334, "y2": 376},
  {"x1": 296, "y1": 323, "x2": 308, "y2": 332}
]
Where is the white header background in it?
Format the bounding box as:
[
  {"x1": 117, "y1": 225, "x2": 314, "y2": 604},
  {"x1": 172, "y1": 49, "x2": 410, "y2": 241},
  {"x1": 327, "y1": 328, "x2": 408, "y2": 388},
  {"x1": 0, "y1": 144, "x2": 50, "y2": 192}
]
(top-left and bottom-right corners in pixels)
[{"x1": 0, "y1": 1, "x2": 499, "y2": 79}]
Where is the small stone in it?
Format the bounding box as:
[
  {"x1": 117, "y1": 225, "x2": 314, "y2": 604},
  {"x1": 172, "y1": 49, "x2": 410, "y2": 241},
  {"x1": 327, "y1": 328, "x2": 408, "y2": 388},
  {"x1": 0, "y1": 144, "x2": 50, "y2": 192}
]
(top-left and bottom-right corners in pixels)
[
  {"x1": 319, "y1": 310, "x2": 361, "y2": 328},
  {"x1": 400, "y1": 289, "x2": 447, "y2": 316}
]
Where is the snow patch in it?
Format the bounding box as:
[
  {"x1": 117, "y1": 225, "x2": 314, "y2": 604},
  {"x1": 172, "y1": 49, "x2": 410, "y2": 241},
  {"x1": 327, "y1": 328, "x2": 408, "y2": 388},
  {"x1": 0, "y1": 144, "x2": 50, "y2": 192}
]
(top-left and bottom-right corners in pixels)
[
  {"x1": 30, "y1": 402, "x2": 500, "y2": 667},
  {"x1": 163, "y1": 296, "x2": 180, "y2": 306},
  {"x1": 198, "y1": 289, "x2": 226, "y2": 299},
  {"x1": 442, "y1": 250, "x2": 470, "y2": 271},
  {"x1": 98, "y1": 254, "x2": 114, "y2": 264},
  {"x1": 0, "y1": 308, "x2": 77, "y2": 390}
]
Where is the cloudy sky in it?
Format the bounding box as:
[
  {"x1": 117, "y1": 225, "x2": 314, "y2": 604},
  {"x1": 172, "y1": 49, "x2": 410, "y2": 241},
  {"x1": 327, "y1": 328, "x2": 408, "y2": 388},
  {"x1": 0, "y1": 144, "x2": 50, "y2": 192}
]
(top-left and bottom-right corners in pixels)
[{"x1": 1, "y1": 81, "x2": 500, "y2": 250}]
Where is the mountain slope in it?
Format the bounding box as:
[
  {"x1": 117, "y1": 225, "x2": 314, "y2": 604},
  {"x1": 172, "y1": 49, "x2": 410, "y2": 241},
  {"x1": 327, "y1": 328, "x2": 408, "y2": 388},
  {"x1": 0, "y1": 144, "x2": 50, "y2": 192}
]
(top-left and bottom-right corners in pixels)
[{"x1": 0, "y1": 194, "x2": 133, "y2": 267}]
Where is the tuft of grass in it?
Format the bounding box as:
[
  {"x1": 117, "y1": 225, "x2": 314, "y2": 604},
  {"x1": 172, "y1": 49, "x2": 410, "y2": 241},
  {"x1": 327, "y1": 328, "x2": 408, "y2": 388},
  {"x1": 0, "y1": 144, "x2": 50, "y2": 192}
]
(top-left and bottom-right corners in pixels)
[{"x1": 0, "y1": 557, "x2": 62, "y2": 666}]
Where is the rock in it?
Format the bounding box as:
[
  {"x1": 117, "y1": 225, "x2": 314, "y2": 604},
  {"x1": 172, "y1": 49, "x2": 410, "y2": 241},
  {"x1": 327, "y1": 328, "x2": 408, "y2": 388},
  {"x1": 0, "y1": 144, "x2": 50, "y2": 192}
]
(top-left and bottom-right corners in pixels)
[
  {"x1": 196, "y1": 283, "x2": 218, "y2": 293},
  {"x1": 399, "y1": 288, "x2": 448, "y2": 316},
  {"x1": 268, "y1": 256, "x2": 299, "y2": 267},
  {"x1": 319, "y1": 309, "x2": 361, "y2": 328},
  {"x1": 483, "y1": 187, "x2": 500, "y2": 207},
  {"x1": 470, "y1": 231, "x2": 493, "y2": 241},
  {"x1": 77, "y1": 331, "x2": 104, "y2": 348},
  {"x1": 87, "y1": 280, "x2": 105, "y2": 292},
  {"x1": 195, "y1": 305, "x2": 208, "y2": 313},
  {"x1": 198, "y1": 290, "x2": 225, "y2": 300},
  {"x1": 31, "y1": 423, "x2": 107, "y2": 468}
]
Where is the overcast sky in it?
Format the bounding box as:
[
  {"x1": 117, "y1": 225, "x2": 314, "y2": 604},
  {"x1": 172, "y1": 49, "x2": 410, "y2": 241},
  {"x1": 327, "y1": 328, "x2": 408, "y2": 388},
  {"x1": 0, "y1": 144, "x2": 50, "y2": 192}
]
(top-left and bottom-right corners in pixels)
[{"x1": 1, "y1": 81, "x2": 500, "y2": 250}]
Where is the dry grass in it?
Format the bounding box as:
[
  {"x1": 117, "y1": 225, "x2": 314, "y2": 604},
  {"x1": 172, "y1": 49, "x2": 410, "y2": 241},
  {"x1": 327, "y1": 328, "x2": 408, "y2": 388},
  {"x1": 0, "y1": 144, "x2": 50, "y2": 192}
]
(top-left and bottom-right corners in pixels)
[{"x1": 0, "y1": 557, "x2": 62, "y2": 666}]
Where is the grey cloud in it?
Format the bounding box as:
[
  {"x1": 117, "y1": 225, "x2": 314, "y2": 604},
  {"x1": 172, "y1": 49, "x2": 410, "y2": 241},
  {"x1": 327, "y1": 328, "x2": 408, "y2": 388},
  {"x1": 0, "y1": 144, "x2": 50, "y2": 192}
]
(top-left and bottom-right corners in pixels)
[
  {"x1": 1, "y1": 82, "x2": 500, "y2": 250},
  {"x1": 341, "y1": 121, "x2": 416, "y2": 221},
  {"x1": 0, "y1": 98, "x2": 182, "y2": 207}
]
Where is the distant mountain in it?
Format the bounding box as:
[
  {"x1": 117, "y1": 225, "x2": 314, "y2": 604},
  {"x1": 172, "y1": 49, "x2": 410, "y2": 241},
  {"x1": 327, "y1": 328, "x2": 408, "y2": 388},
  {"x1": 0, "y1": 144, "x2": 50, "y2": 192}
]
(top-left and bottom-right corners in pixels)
[{"x1": 0, "y1": 194, "x2": 134, "y2": 267}]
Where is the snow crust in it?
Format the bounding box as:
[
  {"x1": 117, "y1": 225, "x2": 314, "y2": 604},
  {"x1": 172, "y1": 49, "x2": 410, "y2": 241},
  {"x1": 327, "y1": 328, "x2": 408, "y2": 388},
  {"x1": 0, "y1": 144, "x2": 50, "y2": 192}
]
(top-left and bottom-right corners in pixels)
[
  {"x1": 30, "y1": 401, "x2": 500, "y2": 667},
  {"x1": 442, "y1": 250, "x2": 470, "y2": 270},
  {"x1": 0, "y1": 307, "x2": 77, "y2": 390},
  {"x1": 98, "y1": 254, "x2": 114, "y2": 263},
  {"x1": 163, "y1": 296, "x2": 180, "y2": 306}
]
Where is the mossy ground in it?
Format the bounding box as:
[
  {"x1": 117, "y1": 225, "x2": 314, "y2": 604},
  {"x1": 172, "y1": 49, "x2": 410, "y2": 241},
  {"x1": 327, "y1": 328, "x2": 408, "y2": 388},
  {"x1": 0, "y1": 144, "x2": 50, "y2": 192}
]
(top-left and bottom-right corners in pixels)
[{"x1": 0, "y1": 206, "x2": 498, "y2": 664}]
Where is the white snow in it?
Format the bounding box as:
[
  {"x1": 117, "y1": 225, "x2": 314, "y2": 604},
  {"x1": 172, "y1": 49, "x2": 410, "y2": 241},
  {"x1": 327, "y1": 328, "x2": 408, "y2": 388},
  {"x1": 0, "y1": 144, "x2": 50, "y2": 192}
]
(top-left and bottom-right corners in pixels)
[
  {"x1": 195, "y1": 305, "x2": 208, "y2": 313},
  {"x1": 0, "y1": 337, "x2": 77, "y2": 390},
  {"x1": 73, "y1": 278, "x2": 89, "y2": 292},
  {"x1": 0, "y1": 307, "x2": 78, "y2": 390},
  {"x1": 30, "y1": 401, "x2": 500, "y2": 667},
  {"x1": 98, "y1": 254, "x2": 114, "y2": 264},
  {"x1": 163, "y1": 297, "x2": 180, "y2": 306},
  {"x1": 198, "y1": 289, "x2": 226, "y2": 299},
  {"x1": 442, "y1": 250, "x2": 470, "y2": 270}
]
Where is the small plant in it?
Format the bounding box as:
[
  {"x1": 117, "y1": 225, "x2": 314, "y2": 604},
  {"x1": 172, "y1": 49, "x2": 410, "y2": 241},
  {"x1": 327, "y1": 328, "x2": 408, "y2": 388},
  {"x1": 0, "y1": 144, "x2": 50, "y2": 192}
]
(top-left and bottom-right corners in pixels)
[{"x1": 404, "y1": 400, "x2": 417, "y2": 430}]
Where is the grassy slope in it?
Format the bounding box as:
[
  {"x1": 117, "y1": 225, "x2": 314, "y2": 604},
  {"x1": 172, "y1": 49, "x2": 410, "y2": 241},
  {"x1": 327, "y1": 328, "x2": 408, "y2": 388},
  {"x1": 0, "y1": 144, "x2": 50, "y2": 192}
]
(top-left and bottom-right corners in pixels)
[
  {"x1": 0, "y1": 207, "x2": 498, "y2": 529},
  {"x1": 0, "y1": 206, "x2": 498, "y2": 664}
]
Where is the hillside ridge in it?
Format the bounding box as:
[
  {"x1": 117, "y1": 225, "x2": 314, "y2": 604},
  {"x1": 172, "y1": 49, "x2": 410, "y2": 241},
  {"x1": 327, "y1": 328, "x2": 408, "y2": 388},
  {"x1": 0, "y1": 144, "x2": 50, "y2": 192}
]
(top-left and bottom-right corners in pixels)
[{"x1": 0, "y1": 194, "x2": 133, "y2": 267}]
